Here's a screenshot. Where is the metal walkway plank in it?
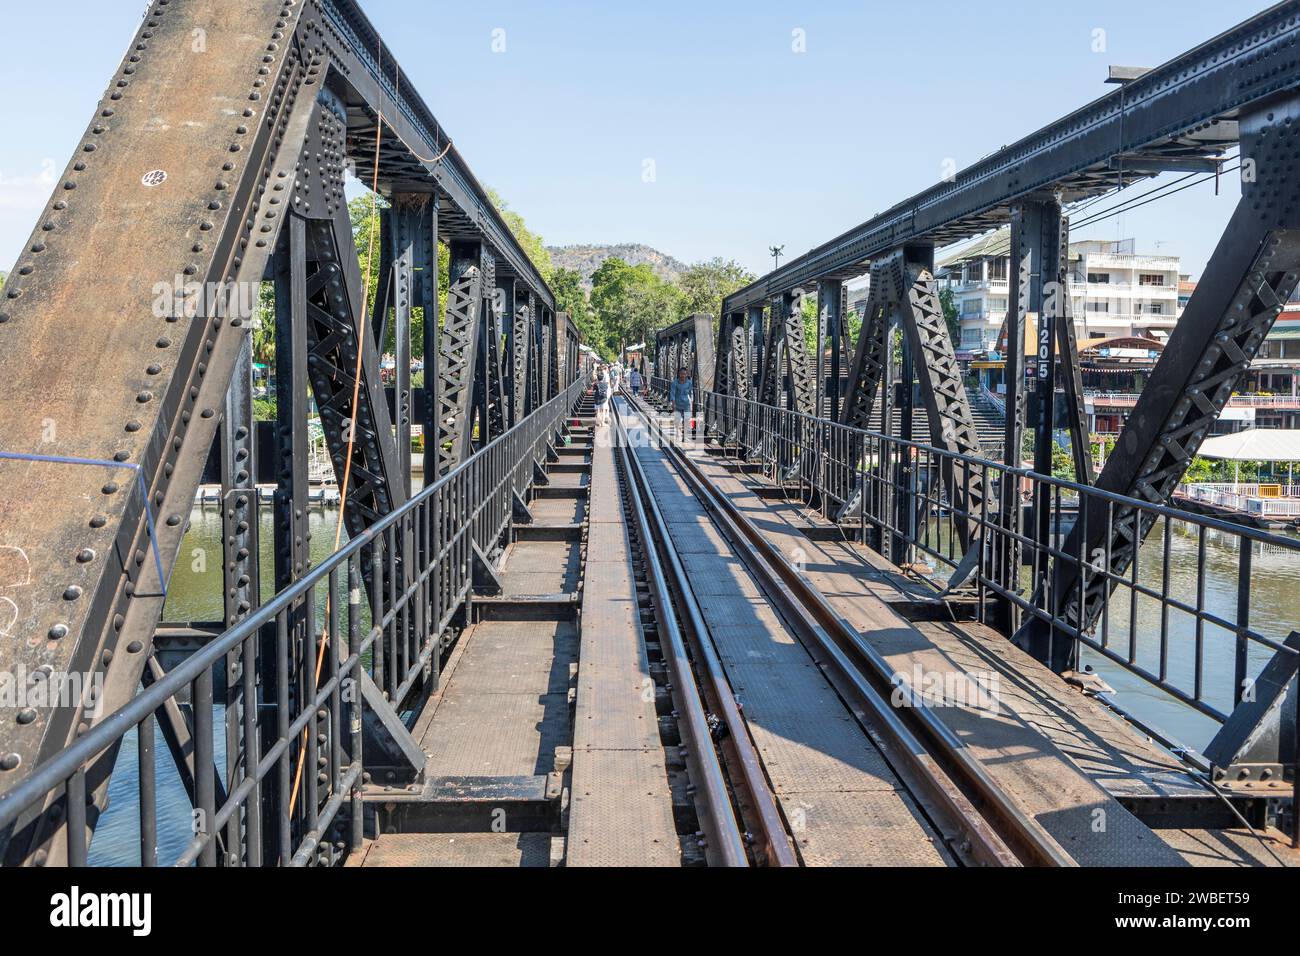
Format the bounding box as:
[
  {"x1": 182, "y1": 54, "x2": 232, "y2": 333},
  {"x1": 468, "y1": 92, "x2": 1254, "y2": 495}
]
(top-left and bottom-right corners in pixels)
[{"x1": 568, "y1": 439, "x2": 681, "y2": 867}]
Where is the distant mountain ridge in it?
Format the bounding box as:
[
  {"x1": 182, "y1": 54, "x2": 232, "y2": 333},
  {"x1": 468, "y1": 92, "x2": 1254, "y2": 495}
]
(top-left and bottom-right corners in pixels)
[{"x1": 546, "y1": 243, "x2": 688, "y2": 290}]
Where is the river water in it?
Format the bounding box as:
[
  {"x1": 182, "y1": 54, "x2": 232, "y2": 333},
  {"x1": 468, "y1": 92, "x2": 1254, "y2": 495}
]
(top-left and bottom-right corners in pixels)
[{"x1": 89, "y1": 503, "x2": 1299, "y2": 864}]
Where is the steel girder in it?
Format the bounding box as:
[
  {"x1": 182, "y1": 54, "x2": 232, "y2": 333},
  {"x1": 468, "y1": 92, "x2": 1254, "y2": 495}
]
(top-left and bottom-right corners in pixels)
[
  {"x1": 817, "y1": 279, "x2": 844, "y2": 420},
  {"x1": 996, "y1": 204, "x2": 1035, "y2": 628},
  {"x1": 542, "y1": 308, "x2": 557, "y2": 402},
  {"x1": 892, "y1": 251, "x2": 989, "y2": 546},
  {"x1": 509, "y1": 292, "x2": 532, "y2": 427},
  {"x1": 832, "y1": 250, "x2": 986, "y2": 543},
  {"x1": 783, "y1": 295, "x2": 816, "y2": 417},
  {"x1": 1054, "y1": 223, "x2": 1093, "y2": 487},
  {"x1": 437, "y1": 243, "x2": 487, "y2": 475},
  {"x1": 655, "y1": 314, "x2": 716, "y2": 392},
  {"x1": 473, "y1": 253, "x2": 508, "y2": 447},
  {"x1": 0, "y1": 1, "x2": 324, "y2": 862},
  {"x1": 722, "y1": 4, "x2": 1300, "y2": 314},
  {"x1": 710, "y1": 312, "x2": 750, "y2": 440},
  {"x1": 1015, "y1": 94, "x2": 1300, "y2": 671},
  {"x1": 839, "y1": 257, "x2": 897, "y2": 431},
  {"x1": 759, "y1": 299, "x2": 784, "y2": 408}
]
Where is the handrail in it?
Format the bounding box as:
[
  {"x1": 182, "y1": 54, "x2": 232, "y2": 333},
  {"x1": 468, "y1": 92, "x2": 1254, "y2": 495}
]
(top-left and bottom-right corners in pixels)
[
  {"x1": 0, "y1": 375, "x2": 590, "y2": 860},
  {"x1": 661, "y1": 382, "x2": 1300, "y2": 738}
]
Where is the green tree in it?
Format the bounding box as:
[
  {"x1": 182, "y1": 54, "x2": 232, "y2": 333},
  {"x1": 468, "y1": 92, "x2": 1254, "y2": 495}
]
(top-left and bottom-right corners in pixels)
[
  {"x1": 938, "y1": 287, "x2": 961, "y2": 346},
  {"x1": 590, "y1": 257, "x2": 681, "y2": 359},
  {"x1": 676, "y1": 257, "x2": 755, "y2": 322},
  {"x1": 552, "y1": 267, "x2": 603, "y2": 348},
  {"x1": 488, "y1": 188, "x2": 554, "y2": 283}
]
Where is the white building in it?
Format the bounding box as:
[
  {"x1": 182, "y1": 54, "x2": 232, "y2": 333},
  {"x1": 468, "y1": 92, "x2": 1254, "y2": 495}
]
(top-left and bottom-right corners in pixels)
[{"x1": 938, "y1": 230, "x2": 1182, "y2": 354}]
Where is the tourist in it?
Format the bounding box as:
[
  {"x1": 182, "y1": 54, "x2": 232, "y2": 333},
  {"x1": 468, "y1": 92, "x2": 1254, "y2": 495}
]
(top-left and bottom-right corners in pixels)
[
  {"x1": 669, "y1": 367, "x2": 694, "y2": 441},
  {"x1": 594, "y1": 369, "x2": 611, "y2": 427}
]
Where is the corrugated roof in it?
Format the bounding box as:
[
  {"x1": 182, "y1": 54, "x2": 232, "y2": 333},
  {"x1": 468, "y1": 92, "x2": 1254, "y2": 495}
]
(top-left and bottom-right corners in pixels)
[
  {"x1": 938, "y1": 228, "x2": 1010, "y2": 269},
  {"x1": 1200, "y1": 429, "x2": 1300, "y2": 461}
]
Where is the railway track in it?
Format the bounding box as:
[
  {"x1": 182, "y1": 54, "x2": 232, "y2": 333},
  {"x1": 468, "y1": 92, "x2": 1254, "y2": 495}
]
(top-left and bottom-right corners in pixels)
[{"x1": 613, "y1": 393, "x2": 1076, "y2": 867}]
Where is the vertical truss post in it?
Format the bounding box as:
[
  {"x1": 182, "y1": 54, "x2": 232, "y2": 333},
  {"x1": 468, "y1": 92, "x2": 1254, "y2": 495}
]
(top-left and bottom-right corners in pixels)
[
  {"x1": 439, "y1": 241, "x2": 485, "y2": 474},
  {"x1": 1056, "y1": 215, "x2": 1093, "y2": 485},
  {"x1": 527, "y1": 293, "x2": 542, "y2": 414},
  {"x1": 509, "y1": 287, "x2": 530, "y2": 427},
  {"x1": 555, "y1": 312, "x2": 572, "y2": 394},
  {"x1": 539, "y1": 307, "x2": 556, "y2": 403},
  {"x1": 746, "y1": 304, "x2": 765, "y2": 398},
  {"x1": 272, "y1": 217, "x2": 312, "y2": 601},
  {"x1": 819, "y1": 279, "x2": 843, "y2": 420},
  {"x1": 892, "y1": 245, "x2": 988, "y2": 549},
  {"x1": 271, "y1": 215, "x2": 311, "y2": 858},
  {"x1": 760, "y1": 296, "x2": 784, "y2": 408},
  {"x1": 1031, "y1": 202, "x2": 1064, "y2": 580},
  {"x1": 472, "y1": 251, "x2": 502, "y2": 448},
  {"x1": 391, "y1": 204, "x2": 418, "y2": 498},
  {"x1": 891, "y1": 296, "x2": 915, "y2": 567},
  {"x1": 783, "y1": 290, "x2": 815, "y2": 415},
  {"x1": 220, "y1": 333, "x2": 259, "y2": 862},
  {"x1": 999, "y1": 203, "x2": 1038, "y2": 630},
  {"x1": 417, "y1": 197, "x2": 440, "y2": 486}
]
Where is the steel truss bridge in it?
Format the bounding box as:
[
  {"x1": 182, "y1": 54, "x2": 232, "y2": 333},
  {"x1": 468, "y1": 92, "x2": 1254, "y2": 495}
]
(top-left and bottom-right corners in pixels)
[{"x1": 0, "y1": 0, "x2": 1296, "y2": 868}]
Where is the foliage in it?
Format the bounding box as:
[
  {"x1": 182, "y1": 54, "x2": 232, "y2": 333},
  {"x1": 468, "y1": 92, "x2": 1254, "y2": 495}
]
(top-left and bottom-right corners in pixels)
[
  {"x1": 251, "y1": 283, "x2": 275, "y2": 367},
  {"x1": 677, "y1": 258, "x2": 756, "y2": 321},
  {"x1": 589, "y1": 256, "x2": 681, "y2": 359},
  {"x1": 552, "y1": 267, "x2": 603, "y2": 347},
  {"x1": 253, "y1": 398, "x2": 277, "y2": 422},
  {"x1": 488, "y1": 188, "x2": 554, "y2": 283},
  {"x1": 1182, "y1": 455, "x2": 1259, "y2": 482},
  {"x1": 938, "y1": 287, "x2": 961, "y2": 346}
]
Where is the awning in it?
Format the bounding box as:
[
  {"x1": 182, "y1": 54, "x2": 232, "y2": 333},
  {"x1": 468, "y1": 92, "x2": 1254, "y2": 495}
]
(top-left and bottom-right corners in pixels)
[{"x1": 1199, "y1": 428, "x2": 1300, "y2": 461}]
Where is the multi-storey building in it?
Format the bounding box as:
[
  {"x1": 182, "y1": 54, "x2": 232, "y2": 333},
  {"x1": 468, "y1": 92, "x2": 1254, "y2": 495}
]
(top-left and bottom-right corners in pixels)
[{"x1": 938, "y1": 230, "x2": 1182, "y2": 354}]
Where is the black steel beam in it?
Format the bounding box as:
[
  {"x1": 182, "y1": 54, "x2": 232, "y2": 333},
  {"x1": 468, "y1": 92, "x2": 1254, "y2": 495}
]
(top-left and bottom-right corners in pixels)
[
  {"x1": 321, "y1": 0, "x2": 554, "y2": 309},
  {"x1": 723, "y1": 2, "x2": 1300, "y2": 312}
]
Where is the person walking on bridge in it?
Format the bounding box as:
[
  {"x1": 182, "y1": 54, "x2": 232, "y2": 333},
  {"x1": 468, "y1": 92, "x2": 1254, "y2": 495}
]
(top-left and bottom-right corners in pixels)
[
  {"x1": 628, "y1": 367, "x2": 643, "y2": 398},
  {"x1": 669, "y1": 367, "x2": 694, "y2": 442},
  {"x1": 593, "y1": 368, "x2": 611, "y2": 428}
]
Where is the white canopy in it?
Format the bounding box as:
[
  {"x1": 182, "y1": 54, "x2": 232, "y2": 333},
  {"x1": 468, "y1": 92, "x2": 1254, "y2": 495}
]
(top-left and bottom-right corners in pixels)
[{"x1": 1199, "y1": 428, "x2": 1300, "y2": 461}]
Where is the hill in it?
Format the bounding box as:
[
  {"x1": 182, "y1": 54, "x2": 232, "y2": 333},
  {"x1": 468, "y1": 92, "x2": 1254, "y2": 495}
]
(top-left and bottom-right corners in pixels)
[{"x1": 546, "y1": 243, "x2": 688, "y2": 290}]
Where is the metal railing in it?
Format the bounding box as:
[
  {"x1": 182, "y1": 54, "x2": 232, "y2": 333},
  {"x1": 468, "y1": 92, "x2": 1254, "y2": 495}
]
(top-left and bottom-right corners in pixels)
[
  {"x1": 0, "y1": 375, "x2": 589, "y2": 867},
  {"x1": 657, "y1": 381, "x2": 1300, "y2": 739},
  {"x1": 1178, "y1": 483, "x2": 1300, "y2": 518}
]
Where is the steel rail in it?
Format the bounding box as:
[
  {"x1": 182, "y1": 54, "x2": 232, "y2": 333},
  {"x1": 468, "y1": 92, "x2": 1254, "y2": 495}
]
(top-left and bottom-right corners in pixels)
[
  {"x1": 613, "y1": 398, "x2": 799, "y2": 867},
  {"x1": 629, "y1": 394, "x2": 1075, "y2": 867},
  {"x1": 611, "y1": 409, "x2": 751, "y2": 867}
]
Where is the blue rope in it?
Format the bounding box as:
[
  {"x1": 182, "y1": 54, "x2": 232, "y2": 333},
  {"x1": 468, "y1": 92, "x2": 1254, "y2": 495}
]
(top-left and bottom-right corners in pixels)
[{"x1": 0, "y1": 451, "x2": 169, "y2": 592}]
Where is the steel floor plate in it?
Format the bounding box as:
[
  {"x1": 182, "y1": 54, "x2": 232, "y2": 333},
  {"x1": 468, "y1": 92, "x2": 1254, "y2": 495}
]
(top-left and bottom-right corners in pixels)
[
  {"x1": 567, "y1": 748, "x2": 681, "y2": 867},
  {"x1": 568, "y1": 434, "x2": 682, "y2": 865},
  {"x1": 500, "y1": 539, "x2": 581, "y2": 594},
  {"x1": 359, "y1": 832, "x2": 556, "y2": 868},
  {"x1": 1156, "y1": 828, "x2": 1296, "y2": 867}
]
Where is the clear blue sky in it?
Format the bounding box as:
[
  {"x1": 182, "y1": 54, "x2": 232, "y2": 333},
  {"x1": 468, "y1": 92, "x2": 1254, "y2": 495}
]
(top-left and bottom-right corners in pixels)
[{"x1": 0, "y1": 0, "x2": 1274, "y2": 281}]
